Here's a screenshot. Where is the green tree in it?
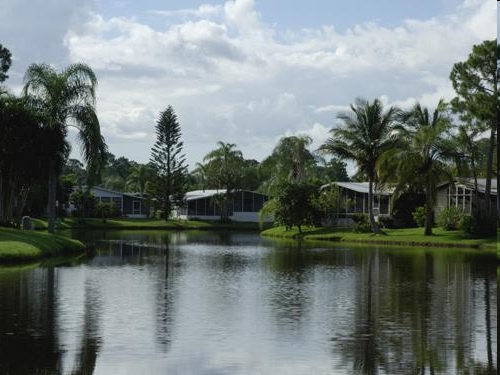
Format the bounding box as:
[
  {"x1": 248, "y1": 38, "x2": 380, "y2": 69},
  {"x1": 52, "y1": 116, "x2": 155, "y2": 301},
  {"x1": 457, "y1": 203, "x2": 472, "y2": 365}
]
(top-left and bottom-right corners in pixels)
[
  {"x1": 126, "y1": 164, "x2": 154, "y2": 195},
  {"x1": 202, "y1": 141, "x2": 245, "y2": 190},
  {"x1": 444, "y1": 124, "x2": 481, "y2": 191},
  {"x1": 201, "y1": 141, "x2": 245, "y2": 220},
  {"x1": 241, "y1": 159, "x2": 261, "y2": 191},
  {"x1": 318, "y1": 98, "x2": 399, "y2": 234},
  {"x1": 378, "y1": 100, "x2": 452, "y2": 236},
  {"x1": 150, "y1": 106, "x2": 187, "y2": 220},
  {"x1": 272, "y1": 181, "x2": 319, "y2": 233},
  {"x1": 23, "y1": 63, "x2": 107, "y2": 233},
  {"x1": 100, "y1": 153, "x2": 138, "y2": 191},
  {"x1": 0, "y1": 95, "x2": 56, "y2": 224},
  {"x1": 449, "y1": 40, "x2": 498, "y2": 221},
  {"x1": 0, "y1": 44, "x2": 12, "y2": 83},
  {"x1": 259, "y1": 135, "x2": 319, "y2": 194},
  {"x1": 317, "y1": 157, "x2": 350, "y2": 183}
]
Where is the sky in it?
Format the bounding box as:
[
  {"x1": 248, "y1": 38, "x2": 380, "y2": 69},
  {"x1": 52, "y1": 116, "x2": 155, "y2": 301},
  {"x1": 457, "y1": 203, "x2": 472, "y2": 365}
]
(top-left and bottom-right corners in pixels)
[{"x1": 0, "y1": 0, "x2": 496, "y2": 174}]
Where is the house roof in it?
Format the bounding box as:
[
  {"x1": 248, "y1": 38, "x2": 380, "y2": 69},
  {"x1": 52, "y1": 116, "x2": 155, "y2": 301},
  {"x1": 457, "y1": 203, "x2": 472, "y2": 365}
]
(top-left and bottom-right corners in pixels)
[
  {"x1": 76, "y1": 186, "x2": 148, "y2": 200},
  {"x1": 439, "y1": 178, "x2": 497, "y2": 195},
  {"x1": 321, "y1": 182, "x2": 394, "y2": 195},
  {"x1": 185, "y1": 189, "x2": 227, "y2": 200},
  {"x1": 184, "y1": 189, "x2": 267, "y2": 201}
]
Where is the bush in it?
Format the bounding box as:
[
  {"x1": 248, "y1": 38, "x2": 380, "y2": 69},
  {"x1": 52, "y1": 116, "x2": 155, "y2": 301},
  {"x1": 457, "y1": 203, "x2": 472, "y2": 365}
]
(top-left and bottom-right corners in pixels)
[
  {"x1": 378, "y1": 216, "x2": 395, "y2": 229},
  {"x1": 412, "y1": 206, "x2": 426, "y2": 227},
  {"x1": 460, "y1": 209, "x2": 497, "y2": 238},
  {"x1": 437, "y1": 206, "x2": 464, "y2": 231},
  {"x1": 351, "y1": 213, "x2": 371, "y2": 233}
]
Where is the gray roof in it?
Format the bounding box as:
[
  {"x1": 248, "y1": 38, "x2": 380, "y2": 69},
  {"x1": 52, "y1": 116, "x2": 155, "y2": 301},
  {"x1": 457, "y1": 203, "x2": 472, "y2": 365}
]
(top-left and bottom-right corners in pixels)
[
  {"x1": 184, "y1": 189, "x2": 267, "y2": 201},
  {"x1": 440, "y1": 178, "x2": 497, "y2": 195},
  {"x1": 77, "y1": 186, "x2": 147, "y2": 200},
  {"x1": 184, "y1": 189, "x2": 227, "y2": 201},
  {"x1": 321, "y1": 182, "x2": 394, "y2": 195}
]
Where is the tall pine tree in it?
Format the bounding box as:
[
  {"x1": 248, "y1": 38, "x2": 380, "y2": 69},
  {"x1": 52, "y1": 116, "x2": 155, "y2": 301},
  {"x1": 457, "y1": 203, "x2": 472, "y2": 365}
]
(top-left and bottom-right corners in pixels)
[{"x1": 150, "y1": 106, "x2": 187, "y2": 220}]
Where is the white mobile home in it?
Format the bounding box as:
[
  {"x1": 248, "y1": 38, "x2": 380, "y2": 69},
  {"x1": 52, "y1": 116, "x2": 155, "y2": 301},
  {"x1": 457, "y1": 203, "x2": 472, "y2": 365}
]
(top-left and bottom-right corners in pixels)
[
  {"x1": 178, "y1": 189, "x2": 270, "y2": 222},
  {"x1": 321, "y1": 182, "x2": 394, "y2": 226}
]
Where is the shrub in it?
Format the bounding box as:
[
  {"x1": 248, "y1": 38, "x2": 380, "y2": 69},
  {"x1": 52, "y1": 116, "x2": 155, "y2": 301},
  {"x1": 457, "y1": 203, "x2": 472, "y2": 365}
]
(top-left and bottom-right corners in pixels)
[
  {"x1": 437, "y1": 206, "x2": 464, "y2": 231},
  {"x1": 412, "y1": 206, "x2": 426, "y2": 227},
  {"x1": 351, "y1": 213, "x2": 371, "y2": 233},
  {"x1": 460, "y1": 209, "x2": 497, "y2": 238},
  {"x1": 378, "y1": 216, "x2": 395, "y2": 229}
]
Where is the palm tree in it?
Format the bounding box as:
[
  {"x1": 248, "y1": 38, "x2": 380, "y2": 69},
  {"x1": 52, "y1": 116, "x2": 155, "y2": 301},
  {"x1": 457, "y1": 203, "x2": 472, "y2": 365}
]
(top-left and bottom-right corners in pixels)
[
  {"x1": 203, "y1": 141, "x2": 244, "y2": 191},
  {"x1": 444, "y1": 124, "x2": 480, "y2": 192},
  {"x1": 202, "y1": 141, "x2": 244, "y2": 220},
  {"x1": 126, "y1": 164, "x2": 153, "y2": 196},
  {"x1": 318, "y1": 98, "x2": 399, "y2": 233},
  {"x1": 378, "y1": 100, "x2": 452, "y2": 236},
  {"x1": 23, "y1": 63, "x2": 107, "y2": 233}
]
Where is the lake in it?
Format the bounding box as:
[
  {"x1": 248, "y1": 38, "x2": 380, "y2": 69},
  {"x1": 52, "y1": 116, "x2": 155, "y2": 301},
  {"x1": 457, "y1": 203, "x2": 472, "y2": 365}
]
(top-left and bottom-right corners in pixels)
[{"x1": 0, "y1": 230, "x2": 496, "y2": 374}]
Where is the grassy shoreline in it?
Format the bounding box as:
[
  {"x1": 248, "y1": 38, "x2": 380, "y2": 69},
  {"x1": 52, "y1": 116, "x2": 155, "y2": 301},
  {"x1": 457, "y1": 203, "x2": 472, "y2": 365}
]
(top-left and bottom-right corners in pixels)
[
  {"x1": 31, "y1": 217, "x2": 265, "y2": 231},
  {"x1": 2, "y1": 217, "x2": 496, "y2": 265},
  {"x1": 0, "y1": 228, "x2": 85, "y2": 263},
  {"x1": 262, "y1": 226, "x2": 498, "y2": 251}
]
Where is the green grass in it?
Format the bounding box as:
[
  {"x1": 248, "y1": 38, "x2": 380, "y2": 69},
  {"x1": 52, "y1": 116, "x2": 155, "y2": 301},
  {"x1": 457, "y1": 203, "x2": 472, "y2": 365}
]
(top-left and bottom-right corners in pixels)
[
  {"x1": 262, "y1": 226, "x2": 498, "y2": 250},
  {"x1": 0, "y1": 228, "x2": 85, "y2": 263},
  {"x1": 31, "y1": 217, "x2": 266, "y2": 231}
]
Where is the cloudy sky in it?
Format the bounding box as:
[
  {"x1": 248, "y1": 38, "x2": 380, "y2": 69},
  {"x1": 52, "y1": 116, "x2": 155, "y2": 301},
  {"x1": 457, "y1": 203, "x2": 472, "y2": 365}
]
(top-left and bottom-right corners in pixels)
[{"x1": 0, "y1": 0, "x2": 496, "y2": 173}]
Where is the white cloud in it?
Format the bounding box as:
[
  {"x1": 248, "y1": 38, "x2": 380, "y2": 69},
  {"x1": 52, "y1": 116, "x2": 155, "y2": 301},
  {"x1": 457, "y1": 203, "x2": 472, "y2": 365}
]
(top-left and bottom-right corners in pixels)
[
  {"x1": 149, "y1": 4, "x2": 222, "y2": 19},
  {"x1": 1, "y1": 0, "x2": 494, "y2": 169}
]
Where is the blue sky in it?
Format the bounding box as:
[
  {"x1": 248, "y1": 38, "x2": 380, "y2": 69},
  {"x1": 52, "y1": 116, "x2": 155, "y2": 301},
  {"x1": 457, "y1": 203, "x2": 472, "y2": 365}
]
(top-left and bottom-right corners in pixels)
[
  {"x1": 100, "y1": 0, "x2": 459, "y2": 31},
  {"x1": 0, "y1": 0, "x2": 496, "y2": 175}
]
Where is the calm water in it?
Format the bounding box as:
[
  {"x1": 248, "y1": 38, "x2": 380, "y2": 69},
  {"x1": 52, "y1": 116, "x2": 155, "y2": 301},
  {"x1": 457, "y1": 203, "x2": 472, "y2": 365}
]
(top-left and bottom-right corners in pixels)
[{"x1": 0, "y1": 231, "x2": 496, "y2": 374}]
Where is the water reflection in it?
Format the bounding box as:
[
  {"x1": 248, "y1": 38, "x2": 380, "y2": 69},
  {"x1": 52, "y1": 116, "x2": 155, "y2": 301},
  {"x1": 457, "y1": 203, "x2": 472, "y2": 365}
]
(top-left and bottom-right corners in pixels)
[
  {"x1": 0, "y1": 232, "x2": 496, "y2": 374},
  {"x1": 331, "y1": 250, "x2": 497, "y2": 374},
  {"x1": 0, "y1": 267, "x2": 61, "y2": 374}
]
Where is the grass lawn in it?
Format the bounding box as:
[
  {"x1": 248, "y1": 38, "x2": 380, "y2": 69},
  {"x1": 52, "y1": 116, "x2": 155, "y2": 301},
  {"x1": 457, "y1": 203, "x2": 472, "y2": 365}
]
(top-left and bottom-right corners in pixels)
[
  {"x1": 0, "y1": 228, "x2": 85, "y2": 263},
  {"x1": 31, "y1": 217, "x2": 265, "y2": 231},
  {"x1": 262, "y1": 226, "x2": 498, "y2": 250}
]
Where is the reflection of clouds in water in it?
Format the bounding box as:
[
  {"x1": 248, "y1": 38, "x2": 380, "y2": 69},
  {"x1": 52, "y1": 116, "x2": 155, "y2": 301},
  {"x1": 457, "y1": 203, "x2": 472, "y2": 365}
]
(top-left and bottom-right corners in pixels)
[{"x1": 0, "y1": 232, "x2": 495, "y2": 374}]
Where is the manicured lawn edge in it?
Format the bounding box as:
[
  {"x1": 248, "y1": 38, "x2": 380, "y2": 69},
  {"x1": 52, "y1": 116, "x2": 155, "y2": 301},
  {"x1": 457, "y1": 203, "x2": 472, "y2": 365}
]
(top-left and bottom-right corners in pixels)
[
  {"x1": 31, "y1": 217, "x2": 266, "y2": 231},
  {"x1": 261, "y1": 226, "x2": 498, "y2": 250},
  {"x1": 0, "y1": 228, "x2": 85, "y2": 263}
]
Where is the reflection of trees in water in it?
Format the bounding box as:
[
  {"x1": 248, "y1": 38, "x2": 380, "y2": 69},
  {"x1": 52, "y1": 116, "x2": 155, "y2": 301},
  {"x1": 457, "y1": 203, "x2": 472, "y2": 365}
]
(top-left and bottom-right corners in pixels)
[
  {"x1": 0, "y1": 267, "x2": 62, "y2": 374},
  {"x1": 265, "y1": 245, "x2": 310, "y2": 331},
  {"x1": 71, "y1": 279, "x2": 102, "y2": 375},
  {"x1": 155, "y1": 236, "x2": 178, "y2": 353},
  {"x1": 332, "y1": 250, "x2": 496, "y2": 374},
  {"x1": 336, "y1": 251, "x2": 379, "y2": 374}
]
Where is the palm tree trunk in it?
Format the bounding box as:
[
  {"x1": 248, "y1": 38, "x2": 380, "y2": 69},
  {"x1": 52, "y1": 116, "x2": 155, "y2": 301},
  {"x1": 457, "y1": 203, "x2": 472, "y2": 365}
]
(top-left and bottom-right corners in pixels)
[
  {"x1": 424, "y1": 182, "x2": 433, "y2": 236},
  {"x1": 368, "y1": 178, "x2": 381, "y2": 234},
  {"x1": 483, "y1": 127, "x2": 495, "y2": 216},
  {"x1": 496, "y1": 111, "x2": 499, "y2": 223},
  {"x1": 47, "y1": 161, "x2": 57, "y2": 233}
]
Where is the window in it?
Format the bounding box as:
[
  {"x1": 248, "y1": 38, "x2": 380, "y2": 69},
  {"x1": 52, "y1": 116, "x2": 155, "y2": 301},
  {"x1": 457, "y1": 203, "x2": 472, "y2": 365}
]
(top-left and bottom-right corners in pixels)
[
  {"x1": 253, "y1": 193, "x2": 265, "y2": 211},
  {"x1": 197, "y1": 198, "x2": 206, "y2": 216},
  {"x1": 188, "y1": 200, "x2": 196, "y2": 215},
  {"x1": 447, "y1": 184, "x2": 472, "y2": 214},
  {"x1": 233, "y1": 191, "x2": 243, "y2": 212},
  {"x1": 206, "y1": 198, "x2": 215, "y2": 216},
  {"x1": 133, "y1": 200, "x2": 141, "y2": 214},
  {"x1": 243, "y1": 191, "x2": 253, "y2": 212},
  {"x1": 380, "y1": 195, "x2": 389, "y2": 214}
]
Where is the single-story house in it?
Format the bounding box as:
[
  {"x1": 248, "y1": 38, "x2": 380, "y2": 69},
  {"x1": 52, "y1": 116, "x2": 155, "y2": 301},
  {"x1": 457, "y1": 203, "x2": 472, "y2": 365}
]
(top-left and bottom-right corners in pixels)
[
  {"x1": 69, "y1": 186, "x2": 150, "y2": 218},
  {"x1": 321, "y1": 182, "x2": 394, "y2": 226},
  {"x1": 436, "y1": 178, "x2": 497, "y2": 215},
  {"x1": 177, "y1": 189, "x2": 270, "y2": 222}
]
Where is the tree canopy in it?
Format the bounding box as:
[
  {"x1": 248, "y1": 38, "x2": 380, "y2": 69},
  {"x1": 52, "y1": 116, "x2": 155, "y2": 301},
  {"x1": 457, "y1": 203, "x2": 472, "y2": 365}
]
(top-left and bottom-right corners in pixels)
[
  {"x1": 0, "y1": 44, "x2": 12, "y2": 83},
  {"x1": 319, "y1": 98, "x2": 399, "y2": 233},
  {"x1": 23, "y1": 63, "x2": 107, "y2": 232},
  {"x1": 150, "y1": 105, "x2": 188, "y2": 219}
]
